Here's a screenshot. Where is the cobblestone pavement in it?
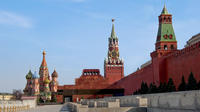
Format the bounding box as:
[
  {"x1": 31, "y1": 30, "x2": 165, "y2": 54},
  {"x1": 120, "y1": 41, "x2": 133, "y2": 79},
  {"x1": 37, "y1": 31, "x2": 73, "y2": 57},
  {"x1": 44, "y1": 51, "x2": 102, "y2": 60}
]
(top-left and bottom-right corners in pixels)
[{"x1": 21, "y1": 104, "x2": 70, "y2": 112}]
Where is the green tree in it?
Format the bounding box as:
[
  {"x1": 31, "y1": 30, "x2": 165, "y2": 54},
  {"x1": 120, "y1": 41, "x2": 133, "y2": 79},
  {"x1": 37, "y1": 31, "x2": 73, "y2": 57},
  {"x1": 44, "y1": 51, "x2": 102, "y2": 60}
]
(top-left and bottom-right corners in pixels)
[
  {"x1": 197, "y1": 81, "x2": 200, "y2": 90},
  {"x1": 149, "y1": 83, "x2": 157, "y2": 93},
  {"x1": 144, "y1": 82, "x2": 149, "y2": 94},
  {"x1": 140, "y1": 81, "x2": 149, "y2": 94},
  {"x1": 178, "y1": 76, "x2": 186, "y2": 91},
  {"x1": 187, "y1": 72, "x2": 197, "y2": 90},
  {"x1": 167, "y1": 78, "x2": 176, "y2": 92},
  {"x1": 158, "y1": 82, "x2": 168, "y2": 93}
]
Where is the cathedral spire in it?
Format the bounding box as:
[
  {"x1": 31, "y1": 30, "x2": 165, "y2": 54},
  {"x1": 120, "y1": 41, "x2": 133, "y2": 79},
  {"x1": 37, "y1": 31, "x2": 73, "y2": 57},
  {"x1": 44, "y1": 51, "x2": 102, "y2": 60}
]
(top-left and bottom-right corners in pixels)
[
  {"x1": 39, "y1": 50, "x2": 49, "y2": 92},
  {"x1": 110, "y1": 19, "x2": 117, "y2": 38},
  {"x1": 41, "y1": 50, "x2": 47, "y2": 67}
]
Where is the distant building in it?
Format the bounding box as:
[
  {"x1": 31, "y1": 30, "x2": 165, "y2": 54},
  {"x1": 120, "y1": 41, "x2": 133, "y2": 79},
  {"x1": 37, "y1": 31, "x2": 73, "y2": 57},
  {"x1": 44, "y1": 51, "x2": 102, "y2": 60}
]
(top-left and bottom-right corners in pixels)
[
  {"x1": 0, "y1": 93, "x2": 15, "y2": 100},
  {"x1": 185, "y1": 33, "x2": 200, "y2": 47}
]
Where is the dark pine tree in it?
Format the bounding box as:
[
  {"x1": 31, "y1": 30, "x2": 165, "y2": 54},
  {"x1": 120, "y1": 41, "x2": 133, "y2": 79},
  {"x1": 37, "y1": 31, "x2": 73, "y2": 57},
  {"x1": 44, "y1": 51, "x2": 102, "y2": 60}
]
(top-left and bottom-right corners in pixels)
[
  {"x1": 140, "y1": 81, "x2": 149, "y2": 94},
  {"x1": 140, "y1": 81, "x2": 145, "y2": 94},
  {"x1": 158, "y1": 82, "x2": 168, "y2": 93},
  {"x1": 198, "y1": 81, "x2": 200, "y2": 90},
  {"x1": 149, "y1": 83, "x2": 157, "y2": 93},
  {"x1": 178, "y1": 76, "x2": 186, "y2": 91},
  {"x1": 167, "y1": 78, "x2": 176, "y2": 92},
  {"x1": 187, "y1": 72, "x2": 197, "y2": 90},
  {"x1": 144, "y1": 82, "x2": 149, "y2": 94}
]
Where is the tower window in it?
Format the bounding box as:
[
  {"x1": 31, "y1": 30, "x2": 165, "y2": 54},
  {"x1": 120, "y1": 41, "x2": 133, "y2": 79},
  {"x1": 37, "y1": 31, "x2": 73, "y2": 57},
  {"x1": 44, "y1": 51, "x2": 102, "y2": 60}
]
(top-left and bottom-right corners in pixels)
[
  {"x1": 164, "y1": 45, "x2": 168, "y2": 50},
  {"x1": 171, "y1": 45, "x2": 174, "y2": 50}
]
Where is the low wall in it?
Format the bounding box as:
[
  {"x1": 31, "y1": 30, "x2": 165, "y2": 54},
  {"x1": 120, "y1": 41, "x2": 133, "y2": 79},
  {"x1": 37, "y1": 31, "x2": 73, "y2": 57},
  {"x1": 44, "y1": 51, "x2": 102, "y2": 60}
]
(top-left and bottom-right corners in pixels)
[
  {"x1": 66, "y1": 102, "x2": 134, "y2": 112},
  {"x1": 0, "y1": 97, "x2": 37, "y2": 111},
  {"x1": 93, "y1": 90, "x2": 200, "y2": 111}
]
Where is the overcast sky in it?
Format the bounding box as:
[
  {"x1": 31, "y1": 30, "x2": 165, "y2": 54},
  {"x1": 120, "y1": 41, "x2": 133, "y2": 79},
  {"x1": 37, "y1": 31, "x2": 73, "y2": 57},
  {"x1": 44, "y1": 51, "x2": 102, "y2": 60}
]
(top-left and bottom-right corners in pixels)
[{"x1": 0, "y1": 0, "x2": 200, "y2": 93}]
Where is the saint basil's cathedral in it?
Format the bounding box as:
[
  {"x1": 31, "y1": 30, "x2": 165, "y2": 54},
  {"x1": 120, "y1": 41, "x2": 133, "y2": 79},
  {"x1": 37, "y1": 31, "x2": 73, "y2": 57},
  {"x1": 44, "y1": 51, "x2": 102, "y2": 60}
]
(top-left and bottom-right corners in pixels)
[
  {"x1": 24, "y1": 51, "x2": 59, "y2": 101},
  {"x1": 24, "y1": 5, "x2": 200, "y2": 103}
]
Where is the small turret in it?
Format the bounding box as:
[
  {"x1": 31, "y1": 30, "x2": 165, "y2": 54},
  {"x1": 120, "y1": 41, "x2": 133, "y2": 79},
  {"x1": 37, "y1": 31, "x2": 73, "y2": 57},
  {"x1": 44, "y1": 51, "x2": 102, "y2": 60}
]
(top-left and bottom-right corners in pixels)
[
  {"x1": 26, "y1": 70, "x2": 33, "y2": 79},
  {"x1": 50, "y1": 69, "x2": 59, "y2": 92},
  {"x1": 32, "y1": 71, "x2": 40, "y2": 95},
  {"x1": 155, "y1": 5, "x2": 177, "y2": 51}
]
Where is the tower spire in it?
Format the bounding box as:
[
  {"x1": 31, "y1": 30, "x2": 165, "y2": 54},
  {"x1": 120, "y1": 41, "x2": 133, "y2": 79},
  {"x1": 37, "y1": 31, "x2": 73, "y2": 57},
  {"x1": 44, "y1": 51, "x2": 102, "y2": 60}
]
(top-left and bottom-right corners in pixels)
[
  {"x1": 111, "y1": 19, "x2": 117, "y2": 38},
  {"x1": 155, "y1": 4, "x2": 177, "y2": 51},
  {"x1": 41, "y1": 50, "x2": 47, "y2": 67},
  {"x1": 161, "y1": 4, "x2": 169, "y2": 14}
]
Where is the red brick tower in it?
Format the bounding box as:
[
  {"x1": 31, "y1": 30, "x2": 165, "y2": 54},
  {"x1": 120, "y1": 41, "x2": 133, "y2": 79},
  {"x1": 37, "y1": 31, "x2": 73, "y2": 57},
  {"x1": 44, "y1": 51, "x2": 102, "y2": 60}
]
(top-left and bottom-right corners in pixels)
[
  {"x1": 39, "y1": 50, "x2": 50, "y2": 92},
  {"x1": 104, "y1": 19, "x2": 124, "y2": 84},
  {"x1": 151, "y1": 5, "x2": 177, "y2": 85}
]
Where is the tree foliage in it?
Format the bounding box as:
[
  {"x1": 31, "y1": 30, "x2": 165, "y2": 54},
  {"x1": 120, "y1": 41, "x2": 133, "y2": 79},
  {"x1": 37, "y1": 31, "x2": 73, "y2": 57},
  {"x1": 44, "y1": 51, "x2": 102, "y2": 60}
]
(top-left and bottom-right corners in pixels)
[
  {"x1": 13, "y1": 89, "x2": 22, "y2": 100},
  {"x1": 167, "y1": 78, "x2": 176, "y2": 92},
  {"x1": 187, "y1": 72, "x2": 197, "y2": 90},
  {"x1": 133, "y1": 72, "x2": 200, "y2": 95},
  {"x1": 178, "y1": 76, "x2": 186, "y2": 91}
]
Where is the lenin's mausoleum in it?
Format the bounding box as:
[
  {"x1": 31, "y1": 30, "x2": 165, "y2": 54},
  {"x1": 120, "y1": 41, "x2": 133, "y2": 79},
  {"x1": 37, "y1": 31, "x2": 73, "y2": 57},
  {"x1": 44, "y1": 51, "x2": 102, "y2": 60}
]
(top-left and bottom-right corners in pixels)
[{"x1": 24, "y1": 5, "x2": 200, "y2": 103}]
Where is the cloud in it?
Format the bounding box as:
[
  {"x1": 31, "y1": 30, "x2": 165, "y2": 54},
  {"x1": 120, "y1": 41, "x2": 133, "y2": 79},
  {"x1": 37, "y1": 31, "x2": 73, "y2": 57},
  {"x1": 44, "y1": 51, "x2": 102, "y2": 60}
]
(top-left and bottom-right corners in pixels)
[{"x1": 0, "y1": 11, "x2": 32, "y2": 28}]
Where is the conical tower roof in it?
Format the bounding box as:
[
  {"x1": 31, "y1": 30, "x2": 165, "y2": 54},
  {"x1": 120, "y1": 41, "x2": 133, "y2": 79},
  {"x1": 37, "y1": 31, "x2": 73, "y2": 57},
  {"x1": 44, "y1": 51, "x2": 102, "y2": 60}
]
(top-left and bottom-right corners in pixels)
[
  {"x1": 161, "y1": 4, "x2": 169, "y2": 14},
  {"x1": 110, "y1": 19, "x2": 117, "y2": 38},
  {"x1": 41, "y1": 50, "x2": 47, "y2": 67}
]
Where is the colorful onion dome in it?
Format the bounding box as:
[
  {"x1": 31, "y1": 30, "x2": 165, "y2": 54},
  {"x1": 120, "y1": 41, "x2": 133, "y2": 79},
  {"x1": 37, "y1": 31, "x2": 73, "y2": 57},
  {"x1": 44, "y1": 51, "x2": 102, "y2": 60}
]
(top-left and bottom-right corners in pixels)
[
  {"x1": 51, "y1": 69, "x2": 58, "y2": 77},
  {"x1": 32, "y1": 71, "x2": 40, "y2": 79},
  {"x1": 26, "y1": 70, "x2": 33, "y2": 79},
  {"x1": 44, "y1": 78, "x2": 50, "y2": 84}
]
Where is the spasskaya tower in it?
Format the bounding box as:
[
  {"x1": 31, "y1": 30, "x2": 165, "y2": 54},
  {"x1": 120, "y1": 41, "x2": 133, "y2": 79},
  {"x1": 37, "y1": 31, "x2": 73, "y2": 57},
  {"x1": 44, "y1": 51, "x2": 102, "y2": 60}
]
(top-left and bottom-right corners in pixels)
[{"x1": 104, "y1": 19, "x2": 124, "y2": 84}]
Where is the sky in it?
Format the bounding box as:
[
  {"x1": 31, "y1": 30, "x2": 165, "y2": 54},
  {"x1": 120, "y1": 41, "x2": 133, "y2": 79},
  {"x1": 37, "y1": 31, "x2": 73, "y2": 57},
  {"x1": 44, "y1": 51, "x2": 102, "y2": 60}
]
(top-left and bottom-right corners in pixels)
[{"x1": 0, "y1": 0, "x2": 200, "y2": 93}]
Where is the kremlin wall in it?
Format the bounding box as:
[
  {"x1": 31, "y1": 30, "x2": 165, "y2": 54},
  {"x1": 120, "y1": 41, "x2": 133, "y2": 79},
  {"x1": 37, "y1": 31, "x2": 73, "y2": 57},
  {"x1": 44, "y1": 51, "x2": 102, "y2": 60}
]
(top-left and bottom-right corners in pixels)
[
  {"x1": 24, "y1": 5, "x2": 200, "y2": 103},
  {"x1": 110, "y1": 5, "x2": 200, "y2": 95}
]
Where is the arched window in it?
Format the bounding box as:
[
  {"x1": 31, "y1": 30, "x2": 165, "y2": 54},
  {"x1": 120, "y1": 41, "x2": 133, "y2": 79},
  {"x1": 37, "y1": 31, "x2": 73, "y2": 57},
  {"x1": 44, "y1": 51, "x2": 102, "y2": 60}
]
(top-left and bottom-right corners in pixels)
[
  {"x1": 171, "y1": 45, "x2": 174, "y2": 50},
  {"x1": 164, "y1": 45, "x2": 168, "y2": 50}
]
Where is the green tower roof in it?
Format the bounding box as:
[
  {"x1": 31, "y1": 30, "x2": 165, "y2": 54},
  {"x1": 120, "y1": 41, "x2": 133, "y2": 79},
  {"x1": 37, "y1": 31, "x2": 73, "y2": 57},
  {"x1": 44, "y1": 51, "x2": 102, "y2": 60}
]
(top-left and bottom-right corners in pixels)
[
  {"x1": 161, "y1": 4, "x2": 169, "y2": 14},
  {"x1": 157, "y1": 5, "x2": 176, "y2": 42},
  {"x1": 110, "y1": 19, "x2": 117, "y2": 39},
  {"x1": 157, "y1": 24, "x2": 176, "y2": 42}
]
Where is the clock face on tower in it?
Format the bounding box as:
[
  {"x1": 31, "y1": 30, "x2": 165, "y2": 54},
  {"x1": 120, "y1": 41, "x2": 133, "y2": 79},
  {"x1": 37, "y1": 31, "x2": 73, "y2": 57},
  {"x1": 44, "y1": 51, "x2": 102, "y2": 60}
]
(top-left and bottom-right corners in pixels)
[{"x1": 111, "y1": 51, "x2": 119, "y2": 58}]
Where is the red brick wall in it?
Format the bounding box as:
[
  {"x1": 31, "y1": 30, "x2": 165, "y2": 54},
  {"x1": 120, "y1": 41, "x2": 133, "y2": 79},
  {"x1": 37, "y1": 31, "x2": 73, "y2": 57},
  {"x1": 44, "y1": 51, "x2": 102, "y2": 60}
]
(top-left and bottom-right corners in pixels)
[
  {"x1": 113, "y1": 42, "x2": 200, "y2": 95},
  {"x1": 166, "y1": 42, "x2": 200, "y2": 87},
  {"x1": 56, "y1": 95, "x2": 63, "y2": 103},
  {"x1": 105, "y1": 65, "x2": 124, "y2": 84},
  {"x1": 112, "y1": 64, "x2": 154, "y2": 95}
]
